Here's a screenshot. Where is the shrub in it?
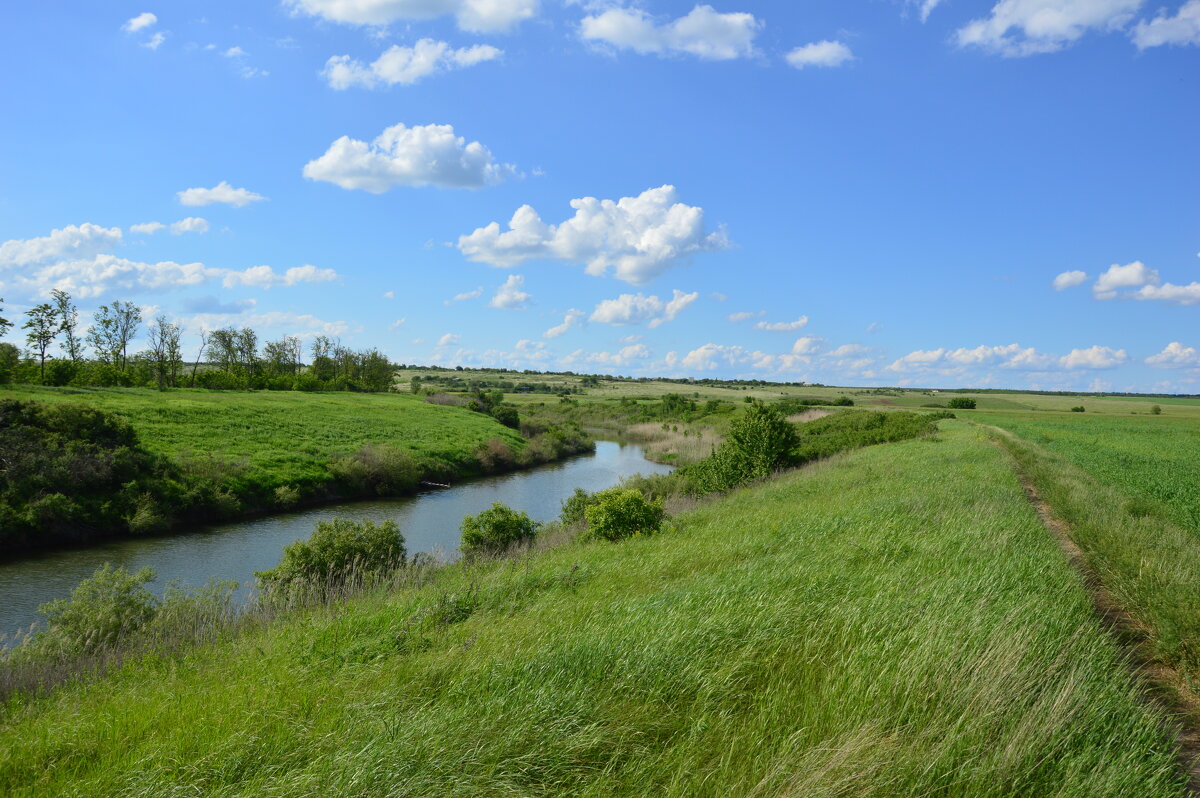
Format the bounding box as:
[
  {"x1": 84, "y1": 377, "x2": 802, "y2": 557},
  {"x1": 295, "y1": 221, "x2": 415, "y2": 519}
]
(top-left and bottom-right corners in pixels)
[
  {"x1": 274, "y1": 484, "x2": 300, "y2": 509},
  {"x1": 831, "y1": 396, "x2": 855, "y2": 406},
  {"x1": 1151, "y1": 405, "x2": 1163, "y2": 415},
  {"x1": 475, "y1": 437, "x2": 514, "y2": 472},
  {"x1": 43, "y1": 359, "x2": 79, "y2": 387},
  {"x1": 36, "y1": 564, "x2": 158, "y2": 654},
  {"x1": 559, "y1": 488, "x2": 598, "y2": 526},
  {"x1": 293, "y1": 373, "x2": 324, "y2": 392},
  {"x1": 459, "y1": 502, "x2": 538, "y2": 556},
  {"x1": 330, "y1": 444, "x2": 421, "y2": 495},
  {"x1": 946, "y1": 397, "x2": 976, "y2": 410},
  {"x1": 584, "y1": 488, "x2": 665, "y2": 542},
  {"x1": 688, "y1": 402, "x2": 798, "y2": 493},
  {"x1": 1070, "y1": 406, "x2": 1085, "y2": 413},
  {"x1": 490, "y1": 404, "x2": 520, "y2": 429},
  {"x1": 257, "y1": 519, "x2": 406, "y2": 588}
]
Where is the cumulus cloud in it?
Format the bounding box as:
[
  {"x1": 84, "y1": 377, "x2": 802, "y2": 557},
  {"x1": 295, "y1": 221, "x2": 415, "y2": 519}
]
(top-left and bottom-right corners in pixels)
[
  {"x1": 785, "y1": 40, "x2": 854, "y2": 68},
  {"x1": 888, "y1": 342, "x2": 1127, "y2": 373},
  {"x1": 1093, "y1": 260, "x2": 1160, "y2": 299},
  {"x1": 444, "y1": 286, "x2": 484, "y2": 305},
  {"x1": 177, "y1": 181, "x2": 266, "y2": 207},
  {"x1": 580, "y1": 4, "x2": 762, "y2": 59},
  {"x1": 322, "y1": 40, "x2": 501, "y2": 89},
  {"x1": 187, "y1": 310, "x2": 356, "y2": 338},
  {"x1": 755, "y1": 315, "x2": 808, "y2": 332},
  {"x1": 791, "y1": 336, "x2": 823, "y2": 355},
  {"x1": 490, "y1": 274, "x2": 531, "y2": 309},
  {"x1": 0, "y1": 223, "x2": 123, "y2": 267},
  {"x1": 170, "y1": 217, "x2": 209, "y2": 235},
  {"x1": 437, "y1": 332, "x2": 461, "y2": 347},
  {"x1": 1131, "y1": 0, "x2": 1200, "y2": 47},
  {"x1": 1053, "y1": 269, "x2": 1088, "y2": 289},
  {"x1": 589, "y1": 289, "x2": 698, "y2": 328},
  {"x1": 284, "y1": 0, "x2": 538, "y2": 33},
  {"x1": 588, "y1": 344, "x2": 652, "y2": 367},
  {"x1": 1132, "y1": 282, "x2": 1200, "y2": 306},
  {"x1": 955, "y1": 0, "x2": 1144, "y2": 56},
  {"x1": 221, "y1": 264, "x2": 338, "y2": 289},
  {"x1": 544, "y1": 308, "x2": 585, "y2": 339},
  {"x1": 458, "y1": 185, "x2": 728, "y2": 284},
  {"x1": 130, "y1": 222, "x2": 165, "y2": 235},
  {"x1": 1146, "y1": 342, "x2": 1200, "y2": 368},
  {"x1": 826, "y1": 343, "x2": 871, "y2": 357},
  {"x1": 304, "y1": 122, "x2": 515, "y2": 192},
  {"x1": 143, "y1": 32, "x2": 166, "y2": 50},
  {"x1": 123, "y1": 12, "x2": 157, "y2": 32}
]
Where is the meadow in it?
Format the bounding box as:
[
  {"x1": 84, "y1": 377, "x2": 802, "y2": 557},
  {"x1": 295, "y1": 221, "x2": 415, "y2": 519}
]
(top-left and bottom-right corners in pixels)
[{"x1": 0, "y1": 422, "x2": 1190, "y2": 796}]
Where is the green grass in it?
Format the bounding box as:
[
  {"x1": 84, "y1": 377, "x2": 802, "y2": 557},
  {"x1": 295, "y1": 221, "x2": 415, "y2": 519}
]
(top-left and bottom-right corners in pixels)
[
  {"x1": 0, "y1": 385, "x2": 523, "y2": 493},
  {"x1": 0, "y1": 423, "x2": 1187, "y2": 796},
  {"x1": 977, "y1": 411, "x2": 1200, "y2": 535}
]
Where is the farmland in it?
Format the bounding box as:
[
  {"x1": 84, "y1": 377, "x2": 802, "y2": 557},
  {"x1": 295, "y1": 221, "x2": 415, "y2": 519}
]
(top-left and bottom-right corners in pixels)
[{"x1": 0, "y1": 422, "x2": 1190, "y2": 796}]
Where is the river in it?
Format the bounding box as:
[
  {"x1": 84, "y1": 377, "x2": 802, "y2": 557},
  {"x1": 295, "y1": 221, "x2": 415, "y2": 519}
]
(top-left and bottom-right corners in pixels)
[{"x1": 0, "y1": 441, "x2": 672, "y2": 639}]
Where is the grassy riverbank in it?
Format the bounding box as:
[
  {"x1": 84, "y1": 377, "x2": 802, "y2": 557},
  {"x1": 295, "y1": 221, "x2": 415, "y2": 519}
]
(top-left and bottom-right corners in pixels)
[
  {"x1": 0, "y1": 422, "x2": 1188, "y2": 795},
  {"x1": 0, "y1": 386, "x2": 590, "y2": 553}
]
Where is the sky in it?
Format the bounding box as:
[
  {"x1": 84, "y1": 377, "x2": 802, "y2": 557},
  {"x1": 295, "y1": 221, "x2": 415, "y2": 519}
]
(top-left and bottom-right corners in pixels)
[{"x1": 0, "y1": 0, "x2": 1197, "y2": 392}]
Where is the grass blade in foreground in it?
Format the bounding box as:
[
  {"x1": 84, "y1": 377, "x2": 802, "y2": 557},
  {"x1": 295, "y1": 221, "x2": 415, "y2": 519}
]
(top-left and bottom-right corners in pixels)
[{"x1": 0, "y1": 422, "x2": 1188, "y2": 795}]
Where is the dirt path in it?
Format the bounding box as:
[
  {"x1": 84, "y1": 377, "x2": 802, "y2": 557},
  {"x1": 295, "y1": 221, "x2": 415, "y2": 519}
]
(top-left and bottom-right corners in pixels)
[{"x1": 1006, "y1": 455, "x2": 1200, "y2": 793}]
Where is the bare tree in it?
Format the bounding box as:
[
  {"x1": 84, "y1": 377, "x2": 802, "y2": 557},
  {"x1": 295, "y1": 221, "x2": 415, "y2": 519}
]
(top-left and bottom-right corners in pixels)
[
  {"x1": 23, "y1": 303, "x2": 59, "y2": 381},
  {"x1": 50, "y1": 289, "x2": 84, "y2": 361},
  {"x1": 113, "y1": 301, "x2": 142, "y2": 370},
  {"x1": 190, "y1": 329, "x2": 210, "y2": 387}
]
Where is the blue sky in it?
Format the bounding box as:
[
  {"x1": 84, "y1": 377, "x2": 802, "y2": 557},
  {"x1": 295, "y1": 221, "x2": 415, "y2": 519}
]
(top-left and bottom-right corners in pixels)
[{"x1": 1, "y1": 0, "x2": 1197, "y2": 391}]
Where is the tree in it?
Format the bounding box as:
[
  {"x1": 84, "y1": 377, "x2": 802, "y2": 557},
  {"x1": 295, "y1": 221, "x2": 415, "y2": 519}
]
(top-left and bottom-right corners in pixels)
[
  {"x1": 0, "y1": 297, "x2": 11, "y2": 340},
  {"x1": 23, "y1": 302, "x2": 59, "y2": 380},
  {"x1": 262, "y1": 335, "x2": 302, "y2": 376},
  {"x1": 145, "y1": 315, "x2": 183, "y2": 389},
  {"x1": 50, "y1": 289, "x2": 84, "y2": 361},
  {"x1": 235, "y1": 328, "x2": 259, "y2": 378},
  {"x1": 310, "y1": 335, "x2": 337, "y2": 381},
  {"x1": 112, "y1": 301, "x2": 142, "y2": 370},
  {"x1": 88, "y1": 301, "x2": 141, "y2": 369},
  {"x1": 189, "y1": 329, "x2": 210, "y2": 387}
]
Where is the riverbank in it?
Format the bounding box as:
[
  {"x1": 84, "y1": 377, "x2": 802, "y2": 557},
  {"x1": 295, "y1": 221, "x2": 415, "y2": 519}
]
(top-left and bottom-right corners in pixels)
[
  {"x1": 0, "y1": 387, "x2": 591, "y2": 556},
  {"x1": 0, "y1": 421, "x2": 1189, "y2": 795}
]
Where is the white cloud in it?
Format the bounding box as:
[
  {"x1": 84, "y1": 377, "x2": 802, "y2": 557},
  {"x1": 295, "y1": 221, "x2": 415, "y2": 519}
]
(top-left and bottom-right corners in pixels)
[
  {"x1": 1146, "y1": 342, "x2": 1200, "y2": 368},
  {"x1": 438, "y1": 332, "x2": 461, "y2": 347},
  {"x1": 322, "y1": 40, "x2": 502, "y2": 89},
  {"x1": 383, "y1": 290, "x2": 395, "y2": 299},
  {"x1": 123, "y1": 12, "x2": 157, "y2": 32},
  {"x1": 444, "y1": 286, "x2": 484, "y2": 305},
  {"x1": 0, "y1": 223, "x2": 123, "y2": 267},
  {"x1": 544, "y1": 308, "x2": 585, "y2": 339},
  {"x1": 888, "y1": 343, "x2": 1062, "y2": 373},
  {"x1": 791, "y1": 336, "x2": 823, "y2": 355},
  {"x1": 1061, "y1": 345, "x2": 1127, "y2": 369},
  {"x1": 170, "y1": 217, "x2": 209, "y2": 235},
  {"x1": 304, "y1": 122, "x2": 515, "y2": 192},
  {"x1": 458, "y1": 185, "x2": 727, "y2": 284},
  {"x1": 130, "y1": 221, "x2": 165, "y2": 235},
  {"x1": 1133, "y1": 282, "x2": 1200, "y2": 305},
  {"x1": 1053, "y1": 269, "x2": 1088, "y2": 289},
  {"x1": 284, "y1": 0, "x2": 538, "y2": 33},
  {"x1": 188, "y1": 310, "x2": 356, "y2": 338},
  {"x1": 727, "y1": 310, "x2": 764, "y2": 322},
  {"x1": 221, "y1": 264, "x2": 337, "y2": 289},
  {"x1": 1093, "y1": 260, "x2": 1159, "y2": 299},
  {"x1": 581, "y1": 4, "x2": 762, "y2": 60},
  {"x1": 390, "y1": 318, "x2": 407, "y2": 330},
  {"x1": 490, "y1": 274, "x2": 531, "y2": 309},
  {"x1": 588, "y1": 344, "x2": 652, "y2": 367},
  {"x1": 755, "y1": 315, "x2": 808, "y2": 332},
  {"x1": 1147, "y1": 340, "x2": 1195, "y2": 369},
  {"x1": 826, "y1": 343, "x2": 870, "y2": 357},
  {"x1": 143, "y1": 32, "x2": 166, "y2": 50},
  {"x1": 223, "y1": 46, "x2": 246, "y2": 58},
  {"x1": 785, "y1": 40, "x2": 854, "y2": 69},
  {"x1": 1132, "y1": 0, "x2": 1200, "y2": 47},
  {"x1": 955, "y1": 0, "x2": 1144, "y2": 56},
  {"x1": 912, "y1": 0, "x2": 945, "y2": 22},
  {"x1": 177, "y1": 181, "x2": 266, "y2": 207},
  {"x1": 589, "y1": 289, "x2": 698, "y2": 328}
]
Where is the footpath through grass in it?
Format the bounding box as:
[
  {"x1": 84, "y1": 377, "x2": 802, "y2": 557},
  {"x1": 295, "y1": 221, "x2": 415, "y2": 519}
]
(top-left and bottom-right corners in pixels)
[{"x1": 0, "y1": 422, "x2": 1187, "y2": 796}]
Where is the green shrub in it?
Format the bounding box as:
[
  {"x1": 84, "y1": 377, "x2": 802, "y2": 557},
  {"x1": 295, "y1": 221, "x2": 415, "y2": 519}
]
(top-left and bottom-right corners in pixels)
[
  {"x1": 1151, "y1": 405, "x2": 1163, "y2": 415},
  {"x1": 330, "y1": 444, "x2": 421, "y2": 495},
  {"x1": 946, "y1": 397, "x2": 976, "y2": 409},
  {"x1": 1071, "y1": 406, "x2": 1085, "y2": 413},
  {"x1": 459, "y1": 502, "x2": 538, "y2": 556},
  {"x1": 490, "y1": 404, "x2": 520, "y2": 429},
  {"x1": 42, "y1": 359, "x2": 79, "y2": 387},
  {"x1": 584, "y1": 488, "x2": 665, "y2": 542},
  {"x1": 36, "y1": 564, "x2": 158, "y2": 654},
  {"x1": 257, "y1": 519, "x2": 406, "y2": 588},
  {"x1": 559, "y1": 487, "x2": 598, "y2": 526},
  {"x1": 688, "y1": 402, "x2": 798, "y2": 493},
  {"x1": 274, "y1": 484, "x2": 300, "y2": 509}
]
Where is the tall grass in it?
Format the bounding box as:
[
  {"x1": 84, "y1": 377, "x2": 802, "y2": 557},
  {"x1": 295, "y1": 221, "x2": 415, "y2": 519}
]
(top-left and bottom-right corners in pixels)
[{"x1": 0, "y1": 423, "x2": 1187, "y2": 796}]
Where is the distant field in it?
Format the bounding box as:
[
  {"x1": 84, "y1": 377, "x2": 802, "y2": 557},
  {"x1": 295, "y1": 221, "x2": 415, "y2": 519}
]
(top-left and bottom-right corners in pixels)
[
  {"x1": 0, "y1": 385, "x2": 522, "y2": 493},
  {"x1": 978, "y1": 410, "x2": 1200, "y2": 535},
  {"x1": 0, "y1": 423, "x2": 1186, "y2": 795}
]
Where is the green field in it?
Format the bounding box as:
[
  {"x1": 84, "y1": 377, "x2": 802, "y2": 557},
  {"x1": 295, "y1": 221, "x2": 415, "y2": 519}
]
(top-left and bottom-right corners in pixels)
[
  {"x1": 0, "y1": 423, "x2": 1188, "y2": 796},
  {"x1": 0, "y1": 385, "x2": 523, "y2": 493}
]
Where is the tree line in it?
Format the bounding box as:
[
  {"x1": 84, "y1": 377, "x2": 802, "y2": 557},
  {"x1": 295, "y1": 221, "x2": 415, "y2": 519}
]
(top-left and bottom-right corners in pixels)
[{"x1": 0, "y1": 292, "x2": 396, "y2": 392}]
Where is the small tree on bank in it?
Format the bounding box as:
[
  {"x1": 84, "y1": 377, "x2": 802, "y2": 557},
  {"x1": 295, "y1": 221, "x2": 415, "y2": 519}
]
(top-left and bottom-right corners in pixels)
[{"x1": 23, "y1": 302, "x2": 59, "y2": 381}]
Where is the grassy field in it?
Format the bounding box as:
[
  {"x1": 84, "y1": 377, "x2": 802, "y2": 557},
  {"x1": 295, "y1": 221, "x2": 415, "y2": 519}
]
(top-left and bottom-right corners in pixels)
[
  {"x1": 0, "y1": 422, "x2": 1188, "y2": 796},
  {"x1": 0, "y1": 385, "x2": 524, "y2": 493}
]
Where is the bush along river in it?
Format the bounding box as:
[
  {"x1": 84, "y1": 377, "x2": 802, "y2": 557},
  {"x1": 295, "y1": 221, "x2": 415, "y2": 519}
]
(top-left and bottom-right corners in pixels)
[{"x1": 0, "y1": 441, "x2": 672, "y2": 639}]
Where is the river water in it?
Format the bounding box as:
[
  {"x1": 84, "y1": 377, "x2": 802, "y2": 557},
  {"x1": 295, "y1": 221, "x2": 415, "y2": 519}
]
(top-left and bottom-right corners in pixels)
[{"x1": 0, "y1": 441, "x2": 672, "y2": 639}]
